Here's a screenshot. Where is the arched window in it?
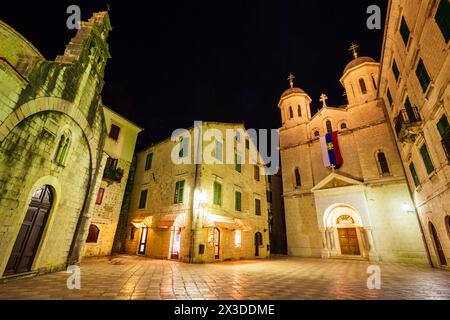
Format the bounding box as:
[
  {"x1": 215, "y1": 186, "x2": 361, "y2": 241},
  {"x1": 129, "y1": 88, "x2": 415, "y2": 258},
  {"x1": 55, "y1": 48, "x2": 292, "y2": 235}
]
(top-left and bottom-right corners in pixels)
[
  {"x1": 86, "y1": 225, "x2": 100, "y2": 243},
  {"x1": 372, "y1": 74, "x2": 378, "y2": 90},
  {"x1": 377, "y1": 152, "x2": 390, "y2": 175},
  {"x1": 289, "y1": 107, "x2": 294, "y2": 119},
  {"x1": 297, "y1": 105, "x2": 302, "y2": 117},
  {"x1": 359, "y1": 78, "x2": 368, "y2": 94},
  {"x1": 294, "y1": 168, "x2": 301, "y2": 187},
  {"x1": 326, "y1": 120, "x2": 333, "y2": 133},
  {"x1": 314, "y1": 130, "x2": 320, "y2": 137},
  {"x1": 340, "y1": 123, "x2": 348, "y2": 130},
  {"x1": 54, "y1": 132, "x2": 71, "y2": 165}
]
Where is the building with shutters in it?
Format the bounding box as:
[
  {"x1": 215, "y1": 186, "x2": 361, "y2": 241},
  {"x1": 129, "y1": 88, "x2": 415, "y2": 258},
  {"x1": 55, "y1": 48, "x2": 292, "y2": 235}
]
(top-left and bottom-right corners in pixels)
[
  {"x1": 378, "y1": 0, "x2": 450, "y2": 269},
  {"x1": 278, "y1": 45, "x2": 429, "y2": 264},
  {"x1": 123, "y1": 122, "x2": 269, "y2": 263}
]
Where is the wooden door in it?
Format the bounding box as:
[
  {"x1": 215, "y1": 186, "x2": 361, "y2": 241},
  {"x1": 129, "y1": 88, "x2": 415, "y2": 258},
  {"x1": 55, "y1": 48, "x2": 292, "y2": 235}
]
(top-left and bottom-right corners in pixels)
[
  {"x1": 429, "y1": 222, "x2": 447, "y2": 266},
  {"x1": 338, "y1": 228, "x2": 360, "y2": 256},
  {"x1": 138, "y1": 227, "x2": 148, "y2": 255},
  {"x1": 214, "y1": 228, "x2": 220, "y2": 259},
  {"x1": 4, "y1": 185, "x2": 52, "y2": 276}
]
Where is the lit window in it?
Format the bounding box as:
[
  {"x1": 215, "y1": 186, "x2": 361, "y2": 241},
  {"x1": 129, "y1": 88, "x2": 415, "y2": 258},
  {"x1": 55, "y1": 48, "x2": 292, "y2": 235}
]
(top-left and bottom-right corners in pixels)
[{"x1": 234, "y1": 230, "x2": 242, "y2": 248}]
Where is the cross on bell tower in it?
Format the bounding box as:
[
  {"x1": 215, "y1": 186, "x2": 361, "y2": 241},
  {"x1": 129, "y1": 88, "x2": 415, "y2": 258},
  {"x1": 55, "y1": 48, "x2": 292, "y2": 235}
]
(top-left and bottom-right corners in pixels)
[
  {"x1": 287, "y1": 73, "x2": 295, "y2": 89},
  {"x1": 320, "y1": 93, "x2": 328, "y2": 108},
  {"x1": 349, "y1": 43, "x2": 359, "y2": 59}
]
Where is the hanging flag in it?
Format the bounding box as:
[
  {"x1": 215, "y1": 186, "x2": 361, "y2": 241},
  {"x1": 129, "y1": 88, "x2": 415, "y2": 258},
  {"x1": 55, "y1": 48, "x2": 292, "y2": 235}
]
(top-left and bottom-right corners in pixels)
[{"x1": 320, "y1": 131, "x2": 343, "y2": 169}]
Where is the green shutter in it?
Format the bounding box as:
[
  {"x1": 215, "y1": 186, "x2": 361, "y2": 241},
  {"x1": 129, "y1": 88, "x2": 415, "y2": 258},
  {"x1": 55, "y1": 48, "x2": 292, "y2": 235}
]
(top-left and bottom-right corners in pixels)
[
  {"x1": 392, "y1": 60, "x2": 400, "y2": 81},
  {"x1": 174, "y1": 180, "x2": 185, "y2": 204},
  {"x1": 415, "y1": 59, "x2": 431, "y2": 92},
  {"x1": 409, "y1": 163, "x2": 420, "y2": 187},
  {"x1": 145, "y1": 153, "x2": 153, "y2": 171},
  {"x1": 235, "y1": 191, "x2": 242, "y2": 211},
  {"x1": 437, "y1": 114, "x2": 450, "y2": 137},
  {"x1": 213, "y1": 182, "x2": 221, "y2": 205},
  {"x1": 400, "y1": 17, "x2": 410, "y2": 46},
  {"x1": 235, "y1": 153, "x2": 241, "y2": 172},
  {"x1": 435, "y1": 0, "x2": 450, "y2": 42},
  {"x1": 420, "y1": 144, "x2": 435, "y2": 174},
  {"x1": 139, "y1": 189, "x2": 148, "y2": 209}
]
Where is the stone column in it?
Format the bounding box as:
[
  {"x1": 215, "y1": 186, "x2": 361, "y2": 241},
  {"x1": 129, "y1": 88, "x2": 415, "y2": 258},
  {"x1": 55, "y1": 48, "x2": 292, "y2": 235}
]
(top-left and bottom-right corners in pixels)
[
  {"x1": 364, "y1": 227, "x2": 379, "y2": 261},
  {"x1": 321, "y1": 229, "x2": 330, "y2": 258}
]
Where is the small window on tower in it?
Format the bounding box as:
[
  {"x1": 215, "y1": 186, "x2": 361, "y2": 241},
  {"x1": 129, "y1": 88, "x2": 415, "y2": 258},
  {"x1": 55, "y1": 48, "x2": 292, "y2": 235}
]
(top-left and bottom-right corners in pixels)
[
  {"x1": 289, "y1": 107, "x2": 294, "y2": 119},
  {"x1": 340, "y1": 123, "x2": 348, "y2": 130},
  {"x1": 314, "y1": 130, "x2": 320, "y2": 137},
  {"x1": 297, "y1": 105, "x2": 302, "y2": 117},
  {"x1": 326, "y1": 120, "x2": 333, "y2": 133}
]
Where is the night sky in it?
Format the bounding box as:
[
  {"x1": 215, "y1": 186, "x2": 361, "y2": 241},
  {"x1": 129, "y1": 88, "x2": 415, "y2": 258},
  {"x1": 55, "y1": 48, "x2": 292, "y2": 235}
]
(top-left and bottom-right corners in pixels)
[{"x1": 2, "y1": 0, "x2": 387, "y2": 149}]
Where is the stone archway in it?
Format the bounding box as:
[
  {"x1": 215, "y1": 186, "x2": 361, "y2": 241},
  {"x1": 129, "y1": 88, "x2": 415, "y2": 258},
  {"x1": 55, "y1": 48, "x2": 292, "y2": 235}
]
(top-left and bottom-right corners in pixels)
[{"x1": 321, "y1": 203, "x2": 375, "y2": 260}]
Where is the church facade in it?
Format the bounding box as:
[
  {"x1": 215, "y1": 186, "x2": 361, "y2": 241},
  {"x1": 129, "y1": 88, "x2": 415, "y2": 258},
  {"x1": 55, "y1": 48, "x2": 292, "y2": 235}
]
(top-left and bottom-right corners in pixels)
[
  {"x1": 0, "y1": 12, "x2": 140, "y2": 278},
  {"x1": 279, "y1": 49, "x2": 429, "y2": 264},
  {"x1": 378, "y1": 0, "x2": 450, "y2": 269}
]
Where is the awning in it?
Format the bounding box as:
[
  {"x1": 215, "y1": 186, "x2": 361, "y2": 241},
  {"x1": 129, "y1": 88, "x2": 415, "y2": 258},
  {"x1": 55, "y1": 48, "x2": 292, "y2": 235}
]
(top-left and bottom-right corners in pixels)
[
  {"x1": 131, "y1": 216, "x2": 153, "y2": 228},
  {"x1": 202, "y1": 213, "x2": 251, "y2": 231},
  {"x1": 157, "y1": 213, "x2": 186, "y2": 229}
]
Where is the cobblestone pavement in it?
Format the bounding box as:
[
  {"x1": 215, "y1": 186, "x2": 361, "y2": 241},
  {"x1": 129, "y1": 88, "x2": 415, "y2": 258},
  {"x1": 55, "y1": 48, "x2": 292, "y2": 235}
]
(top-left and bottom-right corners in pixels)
[{"x1": 0, "y1": 255, "x2": 449, "y2": 300}]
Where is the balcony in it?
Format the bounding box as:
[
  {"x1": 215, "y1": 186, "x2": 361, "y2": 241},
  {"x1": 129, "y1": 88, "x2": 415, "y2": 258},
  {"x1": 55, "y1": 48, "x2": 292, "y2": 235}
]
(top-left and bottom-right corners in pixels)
[
  {"x1": 394, "y1": 107, "x2": 422, "y2": 142},
  {"x1": 103, "y1": 158, "x2": 124, "y2": 183}
]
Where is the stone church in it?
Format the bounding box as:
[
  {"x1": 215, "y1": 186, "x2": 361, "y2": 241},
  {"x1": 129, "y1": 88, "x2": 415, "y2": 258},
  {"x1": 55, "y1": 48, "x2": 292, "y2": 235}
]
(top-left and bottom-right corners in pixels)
[
  {"x1": 0, "y1": 12, "x2": 140, "y2": 278},
  {"x1": 279, "y1": 47, "x2": 429, "y2": 264}
]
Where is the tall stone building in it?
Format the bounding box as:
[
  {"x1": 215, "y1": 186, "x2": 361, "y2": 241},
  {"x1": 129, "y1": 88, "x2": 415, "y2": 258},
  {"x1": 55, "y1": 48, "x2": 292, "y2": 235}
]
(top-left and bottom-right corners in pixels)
[
  {"x1": 378, "y1": 0, "x2": 449, "y2": 269},
  {"x1": 83, "y1": 106, "x2": 142, "y2": 257},
  {"x1": 0, "y1": 12, "x2": 137, "y2": 278},
  {"x1": 278, "y1": 48, "x2": 428, "y2": 264},
  {"x1": 124, "y1": 122, "x2": 269, "y2": 263}
]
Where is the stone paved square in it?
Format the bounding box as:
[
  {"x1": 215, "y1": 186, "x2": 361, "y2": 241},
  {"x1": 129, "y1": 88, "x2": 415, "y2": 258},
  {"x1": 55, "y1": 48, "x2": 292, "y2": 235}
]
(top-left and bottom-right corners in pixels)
[{"x1": 0, "y1": 255, "x2": 449, "y2": 300}]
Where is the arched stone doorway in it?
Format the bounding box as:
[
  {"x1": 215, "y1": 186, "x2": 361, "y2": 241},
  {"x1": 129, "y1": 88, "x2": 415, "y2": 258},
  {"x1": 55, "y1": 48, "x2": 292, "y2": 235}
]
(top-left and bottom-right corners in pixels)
[
  {"x1": 429, "y1": 222, "x2": 447, "y2": 267},
  {"x1": 4, "y1": 185, "x2": 53, "y2": 276},
  {"x1": 322, "y1": 203, "x2": 375, "y2": 260}
]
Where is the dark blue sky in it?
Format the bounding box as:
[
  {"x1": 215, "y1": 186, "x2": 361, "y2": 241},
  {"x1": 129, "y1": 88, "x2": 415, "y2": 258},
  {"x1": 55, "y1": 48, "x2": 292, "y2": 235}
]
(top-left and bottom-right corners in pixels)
[{"x1": 2, "y1": 0, "x2": 387, "y2": 148}]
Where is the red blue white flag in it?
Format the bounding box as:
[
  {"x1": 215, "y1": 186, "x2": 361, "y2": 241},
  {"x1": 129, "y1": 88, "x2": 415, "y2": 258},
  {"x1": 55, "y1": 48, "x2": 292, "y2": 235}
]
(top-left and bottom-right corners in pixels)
[{"x1": 320, "y1": 131, "x2": 343, "y2": 169}]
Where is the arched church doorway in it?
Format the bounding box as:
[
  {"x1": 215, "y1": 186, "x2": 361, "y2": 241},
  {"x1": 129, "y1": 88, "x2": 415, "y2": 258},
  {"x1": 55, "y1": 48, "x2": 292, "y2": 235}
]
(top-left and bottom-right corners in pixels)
[
  {"x1": 254, "y1": 232, "x2": 263, "y2": 256},
  {"x1": 337, "y1": 215, "x2": 360, "y2": 256},
  {"x1": 429, "y1": 222, "x2": 447, "y2": 266},
  {"x1": 4, "y1": 185, "x2": 53, "y2": 275}
]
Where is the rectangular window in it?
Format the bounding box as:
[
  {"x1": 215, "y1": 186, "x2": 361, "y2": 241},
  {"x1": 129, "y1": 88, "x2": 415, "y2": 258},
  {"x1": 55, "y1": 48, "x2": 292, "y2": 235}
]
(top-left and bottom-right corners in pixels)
[
  {"x1": 145, "y1": 152, "x2": 153, "y2": 171},
  {"x1": 109, "y1": 124, "x2": 121, "y2": 140},
  {"x1": 255, "y1": 198, "x2": 261, "y2": 216},
  {"x1": 420, "y1": 144, "x2": 435, "y2": 175},
  {"x1": 215, "y1": 140, "x2": 223, "y2": 161},
  {"x1": 213, "y1": 181, "x2": 222, "y2": 206},
  {"x1": 386, "y1": 89, "x2": 393, "y2": 107},
  {"x1": 235, "y1": 152, "x2": 242, "y2": 172},
  {"x1": 174, "y1": 180, "x2": 185, "y2": 204},
  {"x1": 392, "y1": 60, "x2": 400, "y2": 81},
  {"x1": 234, "y1": 230, "x2": 242, "y2": 248},
  {"x1": 400, "y1": 16, "x2": 410, "y2": 46},
  {"x1": 96, "y1": 187, "x2": 105, "y2": 205},
  {"x1": 409, "y1": 163, "x2": 420, "y2": 187},
  {"x1": 437, "y1": 114, "x2": 450, "y2": 138},
  {"x1": 254, "y1": 165, "x2": 260, "y2": 181},
  {"x1": 235, "y1": 191, "x2": 242, "y2": 212},
  {"x1": 435, "y1": 0, "x2": 450, "y2": 42},
  {"x1": 415, "y1": 59, "x2": 431, "y2": 93},
  {"x1": 139, "y1": 189, "x2": 148, "y2": 209}
]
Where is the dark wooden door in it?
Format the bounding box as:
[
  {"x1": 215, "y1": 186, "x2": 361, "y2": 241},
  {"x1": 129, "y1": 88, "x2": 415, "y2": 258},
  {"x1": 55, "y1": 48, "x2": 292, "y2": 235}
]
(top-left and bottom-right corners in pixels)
[
  {"x1": 4, "y1": 185, "x2": 53, "y2": 276},
  {"x1": 429, "y1": 222, "x2": 447, "y2": 266},
  {"x1": 254, "y1": 232, "x2": 262, "y2": 256},
  {"x1": 338, "y1": 228, "x2": 360, "y2": 256}
]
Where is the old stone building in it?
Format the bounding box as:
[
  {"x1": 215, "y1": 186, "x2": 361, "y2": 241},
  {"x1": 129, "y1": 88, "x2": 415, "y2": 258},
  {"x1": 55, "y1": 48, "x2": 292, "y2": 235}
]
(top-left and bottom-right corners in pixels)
[
  {"x1": 124, "y1": 122, "x2": 269, "y2": 263},
  {"x1": 0, "y1": 12, "x2": 137, "y2": 278},
  {"x1": 378, "y1": 0, "x2": 449, "y2": 269},
  {"x1": 83, "y1": 106, "x2": 142, "y2": 257},
  {"x1": 279, "y1": 48, "x2": 428, "y2": 264}
]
